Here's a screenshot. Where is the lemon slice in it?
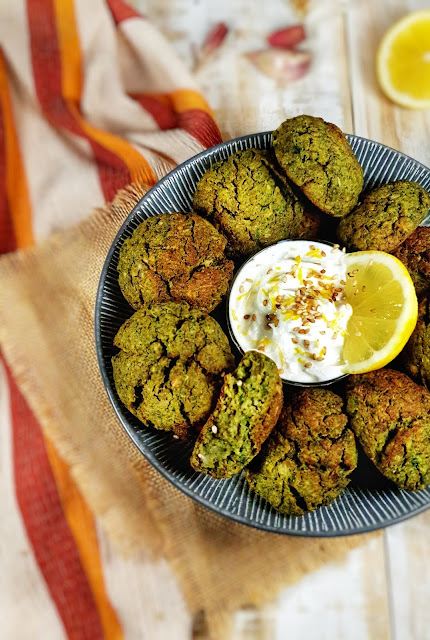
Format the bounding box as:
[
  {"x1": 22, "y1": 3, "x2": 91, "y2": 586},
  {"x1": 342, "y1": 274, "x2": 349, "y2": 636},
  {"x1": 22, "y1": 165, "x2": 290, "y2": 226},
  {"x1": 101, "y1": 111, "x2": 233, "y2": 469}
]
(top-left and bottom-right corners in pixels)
[
  {"x1": 342, "y1": 251, "x2": 418, "y2": 374},
  {"x1": 376, "y1": 10, "x2": 430, "y2": 109}
]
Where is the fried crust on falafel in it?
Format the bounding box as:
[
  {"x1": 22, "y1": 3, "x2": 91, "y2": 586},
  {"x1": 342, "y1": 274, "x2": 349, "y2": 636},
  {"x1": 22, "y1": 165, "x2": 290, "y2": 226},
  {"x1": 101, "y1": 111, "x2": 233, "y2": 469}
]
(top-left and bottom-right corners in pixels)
[
  {"x1": 112, "y1": 302, "x2": 234, "y2": 438},
  {"x1": 273, "y1": 115, "x2": 363, "y2": 218},
  {"x1": 193, "y1": 148, "x2": 304, "y2": 256},
  {"x1": 245, "y1": 389, "x2": 357, "y2": 516},
  {"x1": 403, "y1": 295, "x2": 430, "y2": 388},
  {"x1": 117, "y1": 212, "x2": 234, "y2": 312},
  {"x1": 392, "y1": 226, "x2": 430, "y2": 297},
  {"x1": 346, "y1": 369, "x2": 430, "y2": 491},
  {"x1": 337, "y1": 181, "x2": 430, "y2": 252}
]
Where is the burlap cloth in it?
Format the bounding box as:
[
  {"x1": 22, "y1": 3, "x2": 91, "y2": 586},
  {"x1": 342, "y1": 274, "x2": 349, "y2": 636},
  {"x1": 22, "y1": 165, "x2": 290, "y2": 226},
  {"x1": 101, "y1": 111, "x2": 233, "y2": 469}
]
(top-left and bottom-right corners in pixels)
[{"x1": 0, "y1": 183, "x2": 374, "y2": 639}]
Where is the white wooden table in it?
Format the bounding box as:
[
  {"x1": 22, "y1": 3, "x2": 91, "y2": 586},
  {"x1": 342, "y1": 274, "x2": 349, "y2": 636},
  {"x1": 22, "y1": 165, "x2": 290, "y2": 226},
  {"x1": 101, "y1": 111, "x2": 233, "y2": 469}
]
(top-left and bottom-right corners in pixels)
[{"x1": 111, "y1": 1, "x2": 430, "y2": 637}]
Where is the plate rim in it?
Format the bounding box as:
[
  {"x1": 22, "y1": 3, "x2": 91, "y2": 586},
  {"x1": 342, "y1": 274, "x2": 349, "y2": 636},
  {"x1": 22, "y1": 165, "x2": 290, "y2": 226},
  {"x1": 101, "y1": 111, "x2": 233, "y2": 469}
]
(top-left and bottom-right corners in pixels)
[{"x1": 95, "y1": 131, "x2": 430, "y2": 537}]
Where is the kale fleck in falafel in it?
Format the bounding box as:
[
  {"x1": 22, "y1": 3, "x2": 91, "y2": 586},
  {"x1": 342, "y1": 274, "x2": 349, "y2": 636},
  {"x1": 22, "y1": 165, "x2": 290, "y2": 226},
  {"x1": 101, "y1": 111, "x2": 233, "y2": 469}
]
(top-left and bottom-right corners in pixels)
[
  {"x1": 190, "y1": 350, "x2": 283, "y2": 478},
  {"x1": 346, "y1": 369, "x2": 430, "y2": 491},
  {"x1": 403, "y1": 295, "x2": 430, "y2": 388},
  {"x1": 117, "y1": 212, "x2": 234, "y2": 312},
  {"x1": 112, "y1": 302, "x2": 234, "y2": 439},
  {"x1": 272, "y1": 115, "x2": 363, "y2": 218},
  {"x1": 245, "y1": 389, "x2": 357, "y2": 516},
  {"x1": 392, "y1": 226, "x2": 430, "y2": 297},
  {"x1": 337, "y1": 181, "x2": 430, "y2": 252},
  {"x1": 193, "y1": 148, "x2": 304, "y2": 256}
]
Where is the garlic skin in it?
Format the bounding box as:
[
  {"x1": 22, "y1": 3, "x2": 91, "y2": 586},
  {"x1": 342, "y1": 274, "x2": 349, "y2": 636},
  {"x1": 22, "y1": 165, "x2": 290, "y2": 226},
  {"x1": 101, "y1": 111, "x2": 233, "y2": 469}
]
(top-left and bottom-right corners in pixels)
[{"x1": 245, "y1": 48, "x2": 311, "y2": 84}]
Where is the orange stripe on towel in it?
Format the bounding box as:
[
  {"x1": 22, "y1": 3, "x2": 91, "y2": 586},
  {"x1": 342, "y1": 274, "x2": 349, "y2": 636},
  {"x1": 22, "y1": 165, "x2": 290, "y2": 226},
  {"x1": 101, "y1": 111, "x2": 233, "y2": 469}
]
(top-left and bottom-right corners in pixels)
[
  {"x1": 0, "y1": 51, "x2": 34, "y2": 249},
  {"x1": 6, "y1": 358, "x2": 106, "y2": 640},
  {"x1": 46, "y1": 441, "x2": 124, "y2": 640}
]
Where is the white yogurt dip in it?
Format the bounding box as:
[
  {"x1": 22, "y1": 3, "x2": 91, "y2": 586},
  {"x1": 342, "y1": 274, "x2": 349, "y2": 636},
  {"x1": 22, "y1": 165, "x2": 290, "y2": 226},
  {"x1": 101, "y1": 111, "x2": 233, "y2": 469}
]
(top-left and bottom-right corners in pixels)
[{"x1": 228, "y1": 240, "x2": 353, "y2": 383}]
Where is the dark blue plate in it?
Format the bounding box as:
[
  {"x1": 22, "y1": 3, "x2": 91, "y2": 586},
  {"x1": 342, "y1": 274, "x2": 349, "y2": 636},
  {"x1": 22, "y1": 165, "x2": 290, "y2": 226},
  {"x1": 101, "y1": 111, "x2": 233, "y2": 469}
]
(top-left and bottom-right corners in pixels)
[{"x1": 95, "y1": 132, "x2": 430, "y2": 536}]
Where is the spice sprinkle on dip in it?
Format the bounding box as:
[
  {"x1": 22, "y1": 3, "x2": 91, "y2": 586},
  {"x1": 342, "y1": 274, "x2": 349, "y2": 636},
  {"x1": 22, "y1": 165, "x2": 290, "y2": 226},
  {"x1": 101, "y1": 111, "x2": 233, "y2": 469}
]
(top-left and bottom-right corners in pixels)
[{"x1": 228, "y1": 240, "x2": 353, "y2": 384}]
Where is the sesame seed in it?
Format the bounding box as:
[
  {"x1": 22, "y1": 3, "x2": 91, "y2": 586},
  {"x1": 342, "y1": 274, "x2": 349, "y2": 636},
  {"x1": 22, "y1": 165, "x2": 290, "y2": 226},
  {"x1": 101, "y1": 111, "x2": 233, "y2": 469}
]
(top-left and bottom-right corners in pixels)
[
  {"x1": 173, "y1": 434, "x2": 179, "y2": 440},
  {"x1": 321, "y1": 251, "x2": 326, "y2": 257},
  {"x1": 278, "y1": 368, "x2": 284, "y2": 374},
  {"x1": 258, "y1": 345, "x2": 265, "y2": 352},
  {"x1": 239, "y1": 285, "x2": 244, "y2": 293},
  {"x1": 322, "y1": 346, "x2": 327, "y2": 356},
  {"x1": 267, "y1": 268, "x2": 273, "y2": 274},
  {"x1": 263, "y1": 299, "x2": 268, "y2": 306},
  {"x1": 320, "y1": 330, "x2": 326, "y2": 335},
  {"x1": 333, "y1": 244, "x2": 340, "y2": 249},
  {"x1": 211, "y1": 425, "x2": 218, "y2": 434},
  {"x1": 356, "y1": 331, "x2": 361, "y2": 336},
  {"x1": 237, "y1": 380, "x2": 242, "y2": 386},
  {"x1": 342, "y1": 247, "x2": 346, "y2": 253},
  {"x1": 352, "y1": 280, "x2": 357, "y2": 287},
  {"x1": 251, "y1": 314, "x2": 256, "y2": 321},
  {"x1": 370, "y1": 308, "x2": 376, "y2": 313},
  {"x1": 246, "y1": 278, "x2": 253, "y2": 283},
  {"x1": 266, "y1": 324, "x2": 272, "y2": 330},
  {"x1": 244, "y1": 314, "x2": 250, "y2": 320},
  {"x1": 320, "y1": 269, "x2": 326, "y2": 274},
  {"x1": 369, "y1": 260, "x2": 373, "y2": 266},
  {"x1": 291, "y1": 338, "x2": 298, "y2": 344},
  {"x1": 274, "y1": 317, "x2": 279, "y2": 327},
  {"x1": 310, "y1": 245, "x2": 316, "y2": 250},
  {"x1": 362, "y1": 285, "x2": 366, "y2": 292},
  {"x1": 340, "y1": 280, "x2": 346, "y2": 285},
  {"x1": 198, "y1": 453, "x2": 204, "y2": 459},
  {"x1": 304, "y1": 363, "x2": 312, "y2": 368},
  {"x1": 304, "y1": 339, "x2": 310, "y2": 348}
]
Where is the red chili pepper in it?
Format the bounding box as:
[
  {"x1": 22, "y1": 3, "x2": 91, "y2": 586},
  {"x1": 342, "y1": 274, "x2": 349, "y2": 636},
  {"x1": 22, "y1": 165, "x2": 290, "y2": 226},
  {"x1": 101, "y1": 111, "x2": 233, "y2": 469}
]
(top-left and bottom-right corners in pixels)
[{"x1": 267, "y1": 25, "x2": 306, "y2": 48}]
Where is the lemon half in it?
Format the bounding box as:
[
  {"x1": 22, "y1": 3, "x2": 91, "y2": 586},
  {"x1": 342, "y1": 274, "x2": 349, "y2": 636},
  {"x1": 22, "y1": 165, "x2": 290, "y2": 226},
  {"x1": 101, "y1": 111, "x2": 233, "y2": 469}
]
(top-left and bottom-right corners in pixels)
[
  {"x1": 342, "y1": 251, "x2": 418, "y2": 374},
  {"x1": 376, "y1": 10, "x2": 430, "y2": 109}
]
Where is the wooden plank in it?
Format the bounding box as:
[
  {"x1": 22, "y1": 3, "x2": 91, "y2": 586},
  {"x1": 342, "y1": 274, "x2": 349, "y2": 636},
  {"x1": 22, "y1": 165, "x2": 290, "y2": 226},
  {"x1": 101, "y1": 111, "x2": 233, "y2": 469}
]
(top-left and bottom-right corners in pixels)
[{"x1": 385, "y1": 510, "x2": 430, "y2": 640}]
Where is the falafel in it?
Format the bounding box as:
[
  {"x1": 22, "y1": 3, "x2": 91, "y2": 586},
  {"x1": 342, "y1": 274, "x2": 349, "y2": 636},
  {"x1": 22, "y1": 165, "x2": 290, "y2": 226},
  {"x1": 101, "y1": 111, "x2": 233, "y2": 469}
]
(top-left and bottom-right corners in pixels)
[
  {"x1": 346, "y1": 369, "x2": 430, "y2": 491},
  {"x1": 295, "y1": 208, "x2": 322, "y2": 240},
  {"x1": 193, "y1": 148, "x2": 304, "y2": 256},
  {"x1": 112, "y1": 302, "x2": 234, "y2": 438},
  {"x1": 337, "y1": 181, "x2": 430, "y2": 252},
  {"x1": 245, "y1": 389, "x2": 357, "y2": 516},
  {"x1": 403, "y1": 294, "x2": 430, "y2": 388},
  {"x1": 392, "y1": 226, "x2": 430, "y2": 297},
  {"x1": 117, "y1": 212, "x2": 234, "y2": 312},
  {"x1": 272, "y1": 115, "x2": 363, "y2": 218},
  {"x1": 190, "y1": 350, "x2": 283, "y2": 478}
]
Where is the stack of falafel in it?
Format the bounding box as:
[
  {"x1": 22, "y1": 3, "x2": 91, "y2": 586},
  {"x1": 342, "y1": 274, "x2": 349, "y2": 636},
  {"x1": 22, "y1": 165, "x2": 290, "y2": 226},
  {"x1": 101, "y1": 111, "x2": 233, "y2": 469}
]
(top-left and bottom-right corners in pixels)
[{"x1": 111, "y1": 114, "x2": 430, "y2": 517}]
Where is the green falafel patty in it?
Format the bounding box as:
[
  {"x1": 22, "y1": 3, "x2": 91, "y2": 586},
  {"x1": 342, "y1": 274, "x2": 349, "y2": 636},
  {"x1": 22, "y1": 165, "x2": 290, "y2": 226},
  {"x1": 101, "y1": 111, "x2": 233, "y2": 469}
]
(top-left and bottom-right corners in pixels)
[
  {"x1": 392, "y1": 226, "x2": 430, "y2": 297},
  {"x1": 245, "y1": 389, "x2": 357, "y2": 516},
  {"x1": 112, "y1": 302, "x2": 234, "y2": 439},
  {"x1": 273, "y1": 115, "x2": 363, "y2": 217},
  {"x1": 337, "y1": 181, "x2": 430, "y2": 252},
  {"x1": 403, "y1": 295, "x2": 430, "y2": 387},
  {"x1": 117, "y1": 212, "x2": 234, "y2": 312},
  {"x1": 346, "y1": 369, "x2": 430, "y2": 491},
  {"x1": 193, "y1": 148, "x2": 304, "y2": 256},
  {"x1": 190, "y1": 351, "x2": 283, "y2": 478}
]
